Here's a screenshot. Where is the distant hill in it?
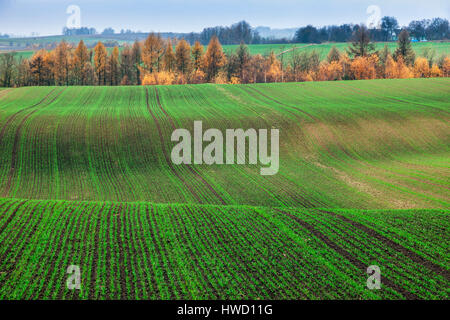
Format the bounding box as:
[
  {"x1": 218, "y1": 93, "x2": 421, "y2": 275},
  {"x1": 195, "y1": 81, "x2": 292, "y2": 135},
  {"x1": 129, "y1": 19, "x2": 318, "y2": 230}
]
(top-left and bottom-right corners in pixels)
[
  {"x1": 0, "y1": 32, "x2": 191, "y2": 49},
  {"x1": 254, "y1": 26, "x2": 298, "y2": 40}
]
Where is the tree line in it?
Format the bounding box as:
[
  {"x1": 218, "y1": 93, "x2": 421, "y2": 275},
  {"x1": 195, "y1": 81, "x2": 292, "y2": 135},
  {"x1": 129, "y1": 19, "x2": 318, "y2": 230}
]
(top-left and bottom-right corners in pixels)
[
  {"x1": 60, "y1": 17, "x2": 449, "y2": 46},
  {"x1": 0, "y1": 27, "x2": 449, "y2": 88},
  {"x1": 62, "y1": 21, "x2": 261, "y2": 45},
  {"x1": 5, "y1": 16, "x2": 447, "y2": 54},
  {"x1": 295, "y1": 17, "x2": 449, "y2": 43}
]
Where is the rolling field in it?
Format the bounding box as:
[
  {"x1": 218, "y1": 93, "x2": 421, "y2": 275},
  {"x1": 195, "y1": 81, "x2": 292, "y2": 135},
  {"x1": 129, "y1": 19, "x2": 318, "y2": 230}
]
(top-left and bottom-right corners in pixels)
[
  {"x1": 0, "y1": 34, "x2": 130, "y2": 48},
  {"x1": 0, "y1": 199, "x2": 448, "y2": 299},
  {"x1": 0, "y1": 78, "x2": 449, "y2": 299},
  {"x1": 0, "y1": 79, "x2": 448, "y2": 208},
  {"x1": 224, "y1": 41, "x2": 450, "y2": 59},
  {"x1": 2, "y1": 41, "x2": 449, "y2": 60}
]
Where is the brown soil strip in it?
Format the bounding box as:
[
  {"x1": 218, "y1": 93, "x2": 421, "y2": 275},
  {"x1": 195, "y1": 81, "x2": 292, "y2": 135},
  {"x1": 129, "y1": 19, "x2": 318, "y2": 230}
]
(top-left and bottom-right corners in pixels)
[
  {"x1": 0, "y1": 200, "x2": 14, "y2": 216},
  {"x1": 88, "y1": 204, "x2": 107, "y2": 299},
  {"x1": 321, "y1": 210, "x2": 450, "y2": 280},
  {"x1": 104, "y1": 203, "x2": 114, "y2": 299},
  {"x1": 145, "y1": 205, "x2": 178, "y2": 299},
  {"x1": 133, "y1": 204, "x2": 160, "y2": 298},
  {"x1": 115, "y1": 203, "x2": 131, "y2": 299},
  {"x1": 274, "y1": 209, "x2": 419, "y2": 299}
]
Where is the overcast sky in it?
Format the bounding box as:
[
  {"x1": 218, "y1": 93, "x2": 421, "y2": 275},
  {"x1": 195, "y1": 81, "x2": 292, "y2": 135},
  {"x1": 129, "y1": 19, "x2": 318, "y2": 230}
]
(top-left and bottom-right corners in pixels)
[{"x1": 0, "y1": 0, "x2": 449, "y2": 36}]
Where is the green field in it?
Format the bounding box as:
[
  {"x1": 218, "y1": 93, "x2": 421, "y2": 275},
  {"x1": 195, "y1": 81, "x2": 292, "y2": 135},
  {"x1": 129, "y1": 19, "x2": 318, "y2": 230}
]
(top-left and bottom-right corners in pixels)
[
  {"x1": 0, "y1": 199, "x2": 447, "y2": 299},
  {"x1": 0, "y1": 78, "x2": 449, "y2": 299},
  {"x1": 224, "y1": 41, "x2": 450, "y2": 59},
  {"x1": 0, "y1": 34, "x2": 130, "y2": 47},
  {"x1": 2, "y1": 41, "x2": 449, "y2": 60}
]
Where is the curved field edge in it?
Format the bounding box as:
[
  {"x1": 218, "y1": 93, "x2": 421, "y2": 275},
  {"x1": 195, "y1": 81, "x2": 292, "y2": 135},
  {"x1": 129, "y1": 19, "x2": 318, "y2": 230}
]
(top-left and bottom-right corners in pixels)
[{"x1": 0, "y1": 198, "x2": 448, "y2": 300}]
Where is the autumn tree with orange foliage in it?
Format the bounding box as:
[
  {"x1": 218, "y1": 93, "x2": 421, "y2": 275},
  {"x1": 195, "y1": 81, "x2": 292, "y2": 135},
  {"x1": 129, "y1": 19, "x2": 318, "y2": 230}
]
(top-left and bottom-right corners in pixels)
[
  {"x1": 73, "y1": 40, "x2": 90, "y2": 85},
  {"x1": 430, "y1": 64, "x2": 442, "y2": 77},
  {"x1": 414, "y1": 57, "x2": 431, "y2": 78},
  {"x1": 203, "y1": 36, "x2": 227, "y2": 81},
  {"x1": 248, "y1": 54, "x2": 266, "y2": 83},
  {"x1": 93, "y1": 41, "x2": 108, "y2": 85},
  {"x1": 131, "y1": 41, "x2": 142, "y2": 85},
  {"x1": 327, "y1": 46, "x2": 341, "y2": 63},
  {"x1": 442, "y1": 57, "x2": 450, "y2": 77},
  {"x1": 265, "y1": 52, "x2": 282, "y2": 83},
  {"x1": 29, "y1": 49, "x2": 53, "y2": 86},
  {"x1": 163, "y1": 39, "x2": 176, "y2": 72},
  {"x1": 142, "y1": 71, "x2": 174, "y2": 85},
  {"x1": 119, "y1": 45, "x2": 133, "y2": 85},
  {"x1": 350, "y1": 56, "x2": 378, "y2": 80},
  {"x1": 317, "y1": 61, "x2": 343, "y2": 81},
  {"x1": 142, "y1": 33, "x2": 164, "y2": 73},
  {"x1": 175, "y1": 39, "x2": 191, "y2": 76},
  {"x1": 2, "y1": 32, "x2": 450, "y2": 88},
  {"x1": 384, "y1": 55, "x2": 413, "y2": 79},
  {"x1": 191, "y1": 41, "x2": 204, "y2": 71},
  {"x1": 53, "y1": 41, "x2": 71, "y2": 86},
  {"x1": 190, "y1": 41, "x2": 205, "y2": 83},
  {"x1": 108, "y1": 46, "x2": 120, "y2": 85},
  {"x1": 384, "y1": 55, "x2": 398, "y2": 79}
]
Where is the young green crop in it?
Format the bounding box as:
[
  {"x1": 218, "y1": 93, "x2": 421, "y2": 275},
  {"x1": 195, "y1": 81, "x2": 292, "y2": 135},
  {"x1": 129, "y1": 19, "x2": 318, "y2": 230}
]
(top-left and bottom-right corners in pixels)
[
  {"x1": 0, "y1": 199, "x2": 447, "y2": 299},
  {"x1": 0, "y1": 79, "x2": 448, "y2": 300},
  {"x1": 0, "y1": 79, "x2": 448, "y2": 209}
]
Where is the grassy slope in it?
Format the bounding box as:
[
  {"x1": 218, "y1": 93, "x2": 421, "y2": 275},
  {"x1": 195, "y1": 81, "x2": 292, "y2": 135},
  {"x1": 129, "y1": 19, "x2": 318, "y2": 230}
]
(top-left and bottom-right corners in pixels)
[
  {"x1": 223, "y1": 41, "x2": 450, "y2": 59},
  {"x1": 3, "y1": 41, "x2": 449, "y2": 60},
  {"x1": 0, "y1": 198, "x2": 448, "y2": 299},
  {"x1": 0, "y1": 79, "x2": 448, "y2": 208},
  {"x1": 0, "y1": 79, "x2": 448, "y2": 299}
]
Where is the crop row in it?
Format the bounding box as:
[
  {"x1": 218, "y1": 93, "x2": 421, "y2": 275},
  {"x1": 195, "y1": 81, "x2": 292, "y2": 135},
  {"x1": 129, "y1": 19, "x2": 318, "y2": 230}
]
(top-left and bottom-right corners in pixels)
[
  {"x1": 0, "y1": 198, "x2": 447, "y2": 299},
  {"x1": 0, "y1": 79, "x2": 448, "y2": 209}
]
